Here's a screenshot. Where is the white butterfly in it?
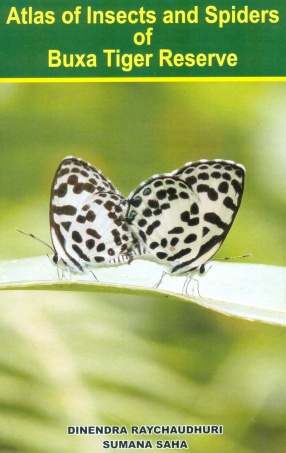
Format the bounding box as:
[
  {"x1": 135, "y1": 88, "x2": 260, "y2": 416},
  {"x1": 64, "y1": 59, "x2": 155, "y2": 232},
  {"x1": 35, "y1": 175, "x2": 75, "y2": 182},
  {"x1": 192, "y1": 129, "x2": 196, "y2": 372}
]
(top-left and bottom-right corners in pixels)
[
  {"x1": 50, "y1": 156, "x2": 142, "y2": 273},
  {"x1": 126, "y1": 159, "x2": 245, "y2": 276}
]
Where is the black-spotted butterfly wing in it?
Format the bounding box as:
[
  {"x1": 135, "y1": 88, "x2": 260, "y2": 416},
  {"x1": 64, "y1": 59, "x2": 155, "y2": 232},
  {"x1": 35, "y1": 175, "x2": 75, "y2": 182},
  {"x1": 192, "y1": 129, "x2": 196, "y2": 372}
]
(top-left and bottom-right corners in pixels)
[
  {"x1": 50, "y1": 156, "x2": 138, "y2": 273},
  {"x1": 172, "y1": 159, "x2": 245, "y2": 272},
  {"x1": 127, "y1": 159, "x2": 245, "y2": 275},
  {"x1": 127, "y1": 175, "x2": 202, "y2": 272}
]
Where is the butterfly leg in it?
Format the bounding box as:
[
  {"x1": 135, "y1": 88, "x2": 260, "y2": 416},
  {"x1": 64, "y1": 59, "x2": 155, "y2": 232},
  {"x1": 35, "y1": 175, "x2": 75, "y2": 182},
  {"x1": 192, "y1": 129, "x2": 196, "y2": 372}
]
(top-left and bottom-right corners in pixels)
[
  {"x1": 56, "y1": 265, "x2": 63, "y2": 280},
  {"x1": 51, "y1": 257, "x2": 67, "y2": 280},
  {"x1": 57, "y1": 266, "x2": 71, "y2": 281},
  {"x1": 182, "y1": 277, "x2": 188, "y2": 295},
  {"x1": 184, "y1": 276, "x2": 202, "y2": 298},
  {"x1": 153, "y1": 271, "x2": 168, "y2": 289},
  {"x1": 90, "y1": 270, "x2": 99, "y2": 281}
]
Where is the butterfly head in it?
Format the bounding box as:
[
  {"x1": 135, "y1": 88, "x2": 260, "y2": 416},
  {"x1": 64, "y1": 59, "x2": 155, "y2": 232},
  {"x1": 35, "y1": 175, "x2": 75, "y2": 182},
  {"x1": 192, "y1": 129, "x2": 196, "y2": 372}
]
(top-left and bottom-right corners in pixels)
[{"x1": 52, "y1": 253, "x2": 59, "y2": 265}]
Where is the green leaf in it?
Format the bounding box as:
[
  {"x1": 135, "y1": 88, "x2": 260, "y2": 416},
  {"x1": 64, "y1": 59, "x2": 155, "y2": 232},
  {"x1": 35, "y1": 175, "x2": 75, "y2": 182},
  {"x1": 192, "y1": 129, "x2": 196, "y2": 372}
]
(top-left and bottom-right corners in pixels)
[{"x1": 0, "y1": 257, "x2": 285, "y2": 326}]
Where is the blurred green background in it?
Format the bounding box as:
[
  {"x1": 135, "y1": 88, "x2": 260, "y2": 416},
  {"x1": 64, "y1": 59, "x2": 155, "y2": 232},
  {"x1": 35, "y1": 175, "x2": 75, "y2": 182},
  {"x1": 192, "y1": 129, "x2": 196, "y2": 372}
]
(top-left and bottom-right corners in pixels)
[{"x1": 0, "y1": 83, "x2": 285, "y2": 452}]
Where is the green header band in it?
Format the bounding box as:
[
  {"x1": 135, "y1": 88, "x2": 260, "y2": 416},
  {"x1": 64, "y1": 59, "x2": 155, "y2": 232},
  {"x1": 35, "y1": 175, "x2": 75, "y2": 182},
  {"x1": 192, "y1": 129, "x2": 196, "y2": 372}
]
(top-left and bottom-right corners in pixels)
[
  {"x1": 1, "y1": 0, "x2": 285, "y2": 79},
  {"x1": 1, "y1": 77, "x2": 286, "y2": 83}
]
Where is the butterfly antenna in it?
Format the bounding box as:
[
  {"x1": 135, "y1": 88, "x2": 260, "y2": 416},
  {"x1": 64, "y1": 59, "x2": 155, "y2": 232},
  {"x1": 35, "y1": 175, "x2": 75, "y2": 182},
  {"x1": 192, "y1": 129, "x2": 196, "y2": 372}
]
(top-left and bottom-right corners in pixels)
[
  {"x1": 216, "y1": 254, "x2": 252, "y2": 262},
  {"x1": 198, "y1": 254, "x2": 251, "y2": 276},
  {"x1": 16, "y1": 228, "x2": 55, "y2": 253}
]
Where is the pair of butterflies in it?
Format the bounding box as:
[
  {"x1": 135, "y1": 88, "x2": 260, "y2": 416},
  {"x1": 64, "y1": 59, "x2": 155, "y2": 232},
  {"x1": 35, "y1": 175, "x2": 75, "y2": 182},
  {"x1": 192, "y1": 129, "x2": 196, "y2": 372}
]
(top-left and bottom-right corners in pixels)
[{"x1": 50, "y1": 156, "x2": 245, "y2": 277}]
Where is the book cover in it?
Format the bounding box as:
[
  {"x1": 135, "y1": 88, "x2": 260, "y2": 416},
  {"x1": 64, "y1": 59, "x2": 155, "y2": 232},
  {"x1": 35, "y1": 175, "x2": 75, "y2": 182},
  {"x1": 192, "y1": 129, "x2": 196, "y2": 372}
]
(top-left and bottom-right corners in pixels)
[{"x1": 0, "y1": 1, "x2": 285, "y2": 452}]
